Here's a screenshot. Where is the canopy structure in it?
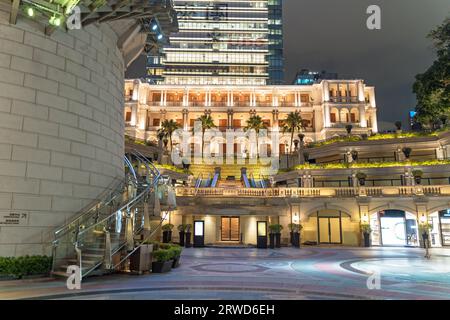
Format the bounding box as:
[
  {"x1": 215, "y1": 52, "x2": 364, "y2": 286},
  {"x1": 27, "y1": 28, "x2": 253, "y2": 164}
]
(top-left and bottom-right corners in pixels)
[{"x1": 7, "y1": 0, "x2": 178, "y2": 66}]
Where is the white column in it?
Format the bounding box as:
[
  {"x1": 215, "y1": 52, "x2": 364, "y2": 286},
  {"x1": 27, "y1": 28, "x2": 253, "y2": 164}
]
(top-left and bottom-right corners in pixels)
[
  {"x1": 323, "y1": 81, "x2": 330, "y2": 102},
  {"x1": 371, "y1": 109, "x2": 378, "y2": 133},
  {"x1": 230, "y1": 91, "x2": 234, "y2": 107},
  {"x1": 160, "y1": 90, "x2": 164, "y2": 106},
  {"x1": 295, "y1": 92, "x2": 299, "y2": 107},
  {"x1": 182, "y1": 109, "x2": 189, "y2": 131},
  {"x1": 324, "y1": 104, "x2": 330, "y2": 128},
  {"x1": 358, "y1": 80, "x2": 365, "y2": 102},
  {"x1": 130, "y1": 104, "x2": 138, "y2": 127},
  {"x1": 359, "y1": 105, "x2": 367, "y2": 128}
]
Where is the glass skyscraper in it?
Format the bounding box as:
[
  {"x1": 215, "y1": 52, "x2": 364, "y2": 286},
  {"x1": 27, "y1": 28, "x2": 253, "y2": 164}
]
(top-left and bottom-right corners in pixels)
[{"x1": 146, "y1": 0, "x2": 284, "y2": 85}]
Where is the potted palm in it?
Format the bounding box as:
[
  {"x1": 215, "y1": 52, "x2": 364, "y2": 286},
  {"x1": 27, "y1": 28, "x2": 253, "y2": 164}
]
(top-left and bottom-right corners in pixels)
[
  {"x1": 184, "y1": 224, "x2": 192, "y2": 248},
  {"x1": 360, "y1": 224, "x2": 372, "y2": 247},
  {"x1": 177, "y1": 224, "x2": 186, "y2": 246},
  {"x1": 303, "y1": 152, "x2": 310, "y2": 163},
  {"x1": 162, "y1": 223, "x2": 174, "y2": 243},
  {"x1": 356, "y1": 172, "x2": 367, "y2": 186},
  {"x1": 412, "y1": 169, "x2": 423, "y2": 185},
  {"x1": 345, "y1": 124, "x2": 353, "y2": 135},
  {"x1": 402, "y1": 147, "x2": 412, "y2": 159},
  {"x1": 269, "y1": 224, "x2": 283, "y2": 248},
  {"x1": 351, "y1": 150, "x2": 358, "y2": 162},
  {"x1": 151, "y1": 249, "x2": 173, "y2": 273}
]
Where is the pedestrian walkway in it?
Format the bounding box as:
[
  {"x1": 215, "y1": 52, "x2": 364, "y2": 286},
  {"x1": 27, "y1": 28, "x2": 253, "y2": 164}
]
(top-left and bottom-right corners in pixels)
[{"x1": 1, "y1": 247, "x2": 449, "y2": 300}]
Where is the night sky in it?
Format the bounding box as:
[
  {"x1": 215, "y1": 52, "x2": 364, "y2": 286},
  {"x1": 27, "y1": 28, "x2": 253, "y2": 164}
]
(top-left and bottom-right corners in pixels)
[{"x1": 126, "y1": 0, "x2": 450, "y2": 131}]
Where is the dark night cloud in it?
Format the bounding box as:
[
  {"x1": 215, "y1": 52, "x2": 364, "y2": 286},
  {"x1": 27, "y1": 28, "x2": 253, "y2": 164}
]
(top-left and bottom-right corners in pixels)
[{"x1": 127, "y1": 0, "x2": 449, "y2": 131}]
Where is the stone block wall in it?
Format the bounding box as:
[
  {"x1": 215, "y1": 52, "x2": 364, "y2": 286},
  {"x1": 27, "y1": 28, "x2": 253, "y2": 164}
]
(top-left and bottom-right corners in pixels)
[{"x1": 0, "y1": 9, "x2": 125, "y2": 256}]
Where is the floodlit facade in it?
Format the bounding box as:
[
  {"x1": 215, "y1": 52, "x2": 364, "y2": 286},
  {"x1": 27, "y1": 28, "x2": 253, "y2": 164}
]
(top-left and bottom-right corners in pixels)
[
  {"x1": 124, "y1": 79, "x2": 450, "y2": 249},
  {"x1": 124, "y1": 79, "x2": 378, "y2": 148},
  {"x1": 147, "y1": 0, "x2": 284, "y2": 85}
]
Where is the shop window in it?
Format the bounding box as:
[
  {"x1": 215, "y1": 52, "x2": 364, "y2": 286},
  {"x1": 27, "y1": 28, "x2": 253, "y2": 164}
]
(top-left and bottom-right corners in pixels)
[
  {"x1": 125, "y1": 112, "x2": 131, "y2": 122},
  {"x1": 152, "y1": 118, "x2": 160, "y2": 127}
]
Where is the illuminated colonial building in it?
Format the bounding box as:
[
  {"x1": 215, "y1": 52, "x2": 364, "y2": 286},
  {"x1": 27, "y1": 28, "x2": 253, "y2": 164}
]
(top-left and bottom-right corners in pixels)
[
  {"x1": 147, "y1": 0, "x2": 284, "y2": 85},
  {"x1": 125, "y1": 79, "x2": 378, "y2": 151}
]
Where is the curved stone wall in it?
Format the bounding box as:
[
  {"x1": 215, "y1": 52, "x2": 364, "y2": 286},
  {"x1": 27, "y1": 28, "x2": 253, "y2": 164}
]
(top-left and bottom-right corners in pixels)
[{"x1": 0, "y1": 10, "x2": 125, "y2": 256}]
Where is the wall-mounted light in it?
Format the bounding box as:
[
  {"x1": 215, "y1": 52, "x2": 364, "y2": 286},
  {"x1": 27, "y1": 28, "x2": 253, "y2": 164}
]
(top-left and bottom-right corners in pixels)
[
  {"x1": 27, "y1": 7, "x2": 34, "y2": 17},
  {"x1": 361, "y1": 213, "x2": 369, "y2": 224},
  {"x1": 293, "y1": 212, "x2": 299, "y2": 223},
  {"x1": 49, "y1": 15, "x2": 61, "y2": 26},
  {"x1": 420, "y1": 213, "x2": 427, "y2": 224}
]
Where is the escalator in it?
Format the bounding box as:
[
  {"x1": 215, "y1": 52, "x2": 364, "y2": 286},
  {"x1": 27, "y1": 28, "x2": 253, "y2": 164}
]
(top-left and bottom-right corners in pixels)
[{"x1": 51, "y1": 149, "x2": 175, "y2": 279}]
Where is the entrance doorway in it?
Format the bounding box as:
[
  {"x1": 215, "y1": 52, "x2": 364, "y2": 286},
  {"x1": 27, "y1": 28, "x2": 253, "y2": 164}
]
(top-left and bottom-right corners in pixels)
[
  {"x1": 221, "y1": 216, "x2": 240, "y2": 241},
  {"x1": 439, "y1": 210, "x2": 450, "y2": 246},
  {"x1": 372, "y1": 210, "x2": 419, "y2": 247},
  {"x1": 317, "y1": 212, "x2": 342, "y2": 244}
]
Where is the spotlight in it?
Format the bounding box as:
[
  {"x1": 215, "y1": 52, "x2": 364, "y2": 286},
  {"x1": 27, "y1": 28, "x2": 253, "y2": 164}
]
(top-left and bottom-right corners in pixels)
[
  {"x1": 27, "y1": 7, "x2": 34, "y2": 17},
  {"x1": 49, "y1": 15, "x2": 61, "y2": 26},
  {"x1": 152, "y1": 24, "x2": 158, "y2": 31},
  {"x1": 157, "y1": 34, "x2": 163, "y2": 40}
]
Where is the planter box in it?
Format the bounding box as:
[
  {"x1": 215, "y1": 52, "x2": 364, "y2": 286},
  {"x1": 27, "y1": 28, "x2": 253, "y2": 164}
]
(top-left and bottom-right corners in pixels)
[
  {"x1": 130, "y1": 244, "x2": 153, "y2": 273},
  {"x1": 185, "y1": 232, "x2": 192, "y2": 248},
  {"x1": 152, "y1": 260, "x2": 173, "y2": 273},
  {"x1": 172, "y1": 256, "x2": 181, "y2": 268},
  {"x1": 179, "y1": 231, "x2": 185, "y2": 246},
  {"x1": 363, "y1": 233, "x2": 371, "y2": 247},
  {"x1": 162, "y1": 231, "x2": 172, "y2": 243}
]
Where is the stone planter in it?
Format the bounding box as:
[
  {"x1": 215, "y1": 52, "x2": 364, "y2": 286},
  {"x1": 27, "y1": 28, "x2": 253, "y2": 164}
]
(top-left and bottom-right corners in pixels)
[
  {"x1": 152, "y1": 260, "x2": 173, "y2": 273},
  {"x1": 363, "y1": 233, "x2": 371, "y2": 247},
  {"x1": 185, "y1": 232, "x2": 192, "y2": 248},
  {"x1": 269, "y1": 233, "x2": 275, "y2": 249},
  {"x1": 292, "y1": 232, "x2": 300, "y2": 248},
  {"x1": 275, "y1": 233, "x2": 281, "y2": 248},
  {"x1": 129, "y1": 244, "x2": 153, "y2": 273},
  {"x1": 172, "y1": 256, "x2": 181, "y2": 268},
  {"x1": 179, "y1": 231, "x2": 185, "y2": 246}
]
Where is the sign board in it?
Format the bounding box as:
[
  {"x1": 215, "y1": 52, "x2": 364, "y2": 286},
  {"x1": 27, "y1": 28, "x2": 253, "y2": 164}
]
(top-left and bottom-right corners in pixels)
[{"x1": 0, "y1": 211, "x2": 29, "y2": 226}]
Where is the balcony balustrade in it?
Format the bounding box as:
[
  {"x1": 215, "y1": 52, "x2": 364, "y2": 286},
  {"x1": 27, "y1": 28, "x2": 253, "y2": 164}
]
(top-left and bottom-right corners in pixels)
[{"x1": 176, "y1": 185, "x2": 450, "y2": 198}]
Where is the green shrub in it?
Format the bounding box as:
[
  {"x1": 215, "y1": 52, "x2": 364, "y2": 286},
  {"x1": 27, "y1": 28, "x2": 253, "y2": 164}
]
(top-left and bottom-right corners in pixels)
[
  {"x1": 168, "y1": 245, "x2": 182, "y2": 258},
  {"x1": 0, "y1": 255, "x2": 52, "y2": 278},
  {"x1": 152, "y1": 249, "x2": 172, "y2": 262}
]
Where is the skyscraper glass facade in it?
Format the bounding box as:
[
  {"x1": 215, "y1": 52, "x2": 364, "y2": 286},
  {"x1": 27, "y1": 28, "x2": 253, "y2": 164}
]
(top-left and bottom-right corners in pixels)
[
  {"x1": 267, "y1": 0, "x2": 284, "y2": 84},
  {"x1": 146, "y1": 0, "x2": 284, "y2": 85}
]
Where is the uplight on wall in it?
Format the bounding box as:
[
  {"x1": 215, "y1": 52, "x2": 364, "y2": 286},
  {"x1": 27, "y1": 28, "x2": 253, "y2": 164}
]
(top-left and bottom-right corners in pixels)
[{"x1": 27, "y1": 7, "x2": 34, "y2": 17}]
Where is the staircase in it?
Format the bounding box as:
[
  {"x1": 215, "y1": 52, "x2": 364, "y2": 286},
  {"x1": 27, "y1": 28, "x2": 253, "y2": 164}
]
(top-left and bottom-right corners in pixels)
[
  {"x1": 190, "y1": 163, "x2": 273, "y2": 180},
  {"x1": 51, "y1": 150, "x2": 171, "y2": 279}
]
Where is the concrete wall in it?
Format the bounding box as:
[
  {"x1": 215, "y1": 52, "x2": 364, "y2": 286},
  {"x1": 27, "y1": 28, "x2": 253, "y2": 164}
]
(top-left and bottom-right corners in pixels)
[{"x1": 0, "y1": 11, "x2": 125, "y2": 256}]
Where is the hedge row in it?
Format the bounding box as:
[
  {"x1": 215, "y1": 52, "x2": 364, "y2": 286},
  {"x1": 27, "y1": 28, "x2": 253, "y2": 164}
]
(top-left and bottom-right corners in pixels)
[{"x1": 0, "y1": 256, "x2": 52, "y2": 278}]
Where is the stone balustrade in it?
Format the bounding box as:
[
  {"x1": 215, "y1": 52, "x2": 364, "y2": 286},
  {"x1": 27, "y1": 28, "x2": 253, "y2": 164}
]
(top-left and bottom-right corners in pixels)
[{"x1": 175, "y1": 185, "x2": 450, "y2": 198}]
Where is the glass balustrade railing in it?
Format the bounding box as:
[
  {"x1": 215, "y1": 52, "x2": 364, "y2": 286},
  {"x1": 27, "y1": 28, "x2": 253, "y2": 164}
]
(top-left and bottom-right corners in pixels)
[{"x1": 51, "y1": 150, "x2": 166, "y2": 278}]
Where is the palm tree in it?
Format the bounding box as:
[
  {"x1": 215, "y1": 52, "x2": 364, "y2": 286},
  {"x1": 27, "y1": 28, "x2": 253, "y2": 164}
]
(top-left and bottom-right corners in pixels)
[
  {"x1": 244, "y1": 115, "x2": 267, "y2": 157},
  {"x1": 159, "y1": 119, "x2": 180, "y2": 151},
  {"x1": 196, "y1": 115, "x2": 216, "y2": 155},
  {"x1": 282, "y1": 111, "x2": 304, "y2": 154}
]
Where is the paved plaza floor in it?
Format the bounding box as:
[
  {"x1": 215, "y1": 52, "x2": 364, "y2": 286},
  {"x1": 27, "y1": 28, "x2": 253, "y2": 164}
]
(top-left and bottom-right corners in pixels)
[{"x1": 1, "y1": 247, "x2": 450, "y2": 300}]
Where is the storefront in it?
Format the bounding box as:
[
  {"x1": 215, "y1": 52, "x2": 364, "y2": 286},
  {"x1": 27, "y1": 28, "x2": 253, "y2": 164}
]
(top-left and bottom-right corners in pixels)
[
  {"x1": 428, "y1": 209, "x2": 450, "y2": 247},
  {"x1": 369, "y1": 210, "x2": 419, "y2": 247}
]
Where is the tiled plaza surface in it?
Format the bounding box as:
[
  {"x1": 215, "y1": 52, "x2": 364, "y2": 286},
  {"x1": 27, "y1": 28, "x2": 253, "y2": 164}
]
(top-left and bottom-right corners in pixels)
[{"x1": 1, "y1": 247, "x2": 450, "y2": 300}]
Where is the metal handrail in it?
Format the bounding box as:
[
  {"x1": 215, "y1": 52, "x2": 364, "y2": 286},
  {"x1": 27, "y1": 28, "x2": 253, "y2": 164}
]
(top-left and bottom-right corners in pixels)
[
  {"x1": 53, "y1": 156, "x2": 138, "y2": 239},
  {"x1": 77, "y1": 151, "x2": 158, "y2": 238},
  {"x1": 112, "y1": 211, "x2": 169, "y2": 270}
]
